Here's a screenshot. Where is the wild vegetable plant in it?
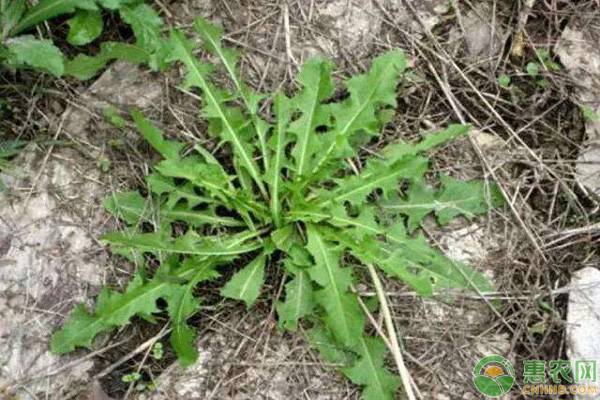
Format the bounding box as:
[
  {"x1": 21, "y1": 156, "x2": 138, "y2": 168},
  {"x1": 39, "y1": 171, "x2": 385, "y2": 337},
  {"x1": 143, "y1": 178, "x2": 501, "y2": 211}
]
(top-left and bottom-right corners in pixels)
[
  {"x1": 0, "y1": 0, "x2": 165, "y2": 78},
  {"x1": 52, "y1": 18, "x2": 503, "y2": 399}
]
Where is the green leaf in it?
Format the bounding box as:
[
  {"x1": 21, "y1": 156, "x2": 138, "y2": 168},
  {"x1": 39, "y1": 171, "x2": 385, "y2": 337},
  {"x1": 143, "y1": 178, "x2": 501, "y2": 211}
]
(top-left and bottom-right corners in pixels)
[
  {"x1": 317, "y1": 155, "x2": 429, "y2": 208},
  {"x1": 307, "y1": 326, "x2": 353, "y2": 365},
  {"x1": 498, "y1": 74, "x2": 511, "y2": 88},
  {"x1": 65, "y1": 42, "x2": 149, "y2": 80},
  {"x1": 266, "y1": 93, "x2": 292, "y2": 226},
  {"x1": 4, "y1": 35, "x2": 64, "y2": 76},
  {"x1": 51, "y1": 274, "x2": 180, "y2": 354},
  {"x1": 168, "y1": 29, "x2": 268, "y2": 198},
  {"x1": 168, "y1": 261, "x2": 220, "y2": 366},
  {"x1": 582, "y1": 105, "x2": 600, "y2": 122},
  {"x1": 52, "y1": 236, "x2": 250, "y2": 355},
  {"x1": 104, "y1": 190, "x2": 243, "y2": 228},
  {"x1": 435, "y1": 174, "x2": 504, "y2": 225},
  {"x1": 309, "y1": 50, "x2": 407, "y2": 179},
  {"x1": 380, "y1": 124, "x2": 470, "y2": 164},
  {"x1": 97, "y1": 0, "x2": 138, "y2": 10},
  {"x1": 289, "y1": 58, "x2": 334, "y2": 178},
  {"x1": 119, "y1": 3, "x2": 166, "y2": 69},
  {"x1": 342, "y1": 336, "x2": 400, "y2": 400},
  {"x1": 351, "y1": 234, "x2": 493, "y2": 297},
  {"x1": 67, "y1": 9, "x2": 103, "y2": 46},
  {"x1": 1, "y1": 0, "x2": 25, "y2": 39},
  {"x1": 221, "y1": 253, "x2": 267, "y2": 308},
  {"x1": 104, "y1": 190, "x2": 149, "y2": 225},
  {"x1": 153, "y1": 156, "x2": 268, "y2": 221},
  {"x1": 131, "y1": 109, "x2": 184, "y2": 160},
  {"x1": 526, "y1": 61, "x2": 540, "y2": 78},
  {"x1": 102, "y1": 230, "x2": 262, "y2": 256},
  {"x1": 305, "y1": 225, "x2": 364, "y2": 347},
  {"x1": 379, "y1": 144, "x2": 504, "y2": 232},
  {"x1": 146, "y1": 173, "x2": 210, "y2": 208},
  {"x1": 386, "y1": 182, "x2": 436, "y2": 232},
  {"x1": 276, "y1": 270, "x2": 314, "y2": 331},
  {"x1": 193, "y1": 17, "x2": 270, "y2": 170},
  {"x1": 103, "y1": 105, "x2": 126, "y2": 128},
  {"x1": 10, "y1": 0, "x2": 97, "y2": 35}
]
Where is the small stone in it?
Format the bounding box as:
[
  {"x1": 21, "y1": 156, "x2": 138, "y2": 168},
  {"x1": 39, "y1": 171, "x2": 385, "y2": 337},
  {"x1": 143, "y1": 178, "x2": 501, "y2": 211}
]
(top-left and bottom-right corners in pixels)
[
  {"x1": 567, "y1": 267, "x2": 600, "y2": 399},
  {"x1": 556, "y1": 25, "x2": 600, "y2": 196}
]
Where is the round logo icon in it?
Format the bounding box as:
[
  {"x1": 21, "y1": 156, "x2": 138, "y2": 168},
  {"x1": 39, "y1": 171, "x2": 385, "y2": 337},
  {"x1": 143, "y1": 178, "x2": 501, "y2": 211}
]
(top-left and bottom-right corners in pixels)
[{"x1": 473, "y1": 355, "x2": 515, "y2": 397}]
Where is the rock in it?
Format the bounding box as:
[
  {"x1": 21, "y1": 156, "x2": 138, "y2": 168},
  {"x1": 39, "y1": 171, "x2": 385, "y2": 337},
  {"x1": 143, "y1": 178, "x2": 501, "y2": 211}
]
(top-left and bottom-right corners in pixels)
[
  {"x1": 0, "y1": 62, "x2": 162, "y2": 399},
  {"x1": 439, "y1": 223, "x2": 491, "y2": 264},
  {"x1": 311, "y1": 0, "x2": 379, "y2": 58},
  {"x1": 567, "y1": 267, "x2": 600, "y2": 399},
  {"x1": 556, "y1": 25, "x2": 600, "y2": 195},
  {"x1": 385, "y1": 0, "x2": 450, "y2": 32},
  {"x1": 305, "y1": 0, "x2": 448, "y2": 59},
  {"x1": 461, "y1": 4, "x2": 504, "y2": 59}
]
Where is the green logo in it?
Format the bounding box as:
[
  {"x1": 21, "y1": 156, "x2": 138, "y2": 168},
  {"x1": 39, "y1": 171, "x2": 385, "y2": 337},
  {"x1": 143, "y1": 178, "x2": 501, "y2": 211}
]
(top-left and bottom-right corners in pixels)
[{"x1": 473, "y1": 355, "x2": 515, "y2": 397}]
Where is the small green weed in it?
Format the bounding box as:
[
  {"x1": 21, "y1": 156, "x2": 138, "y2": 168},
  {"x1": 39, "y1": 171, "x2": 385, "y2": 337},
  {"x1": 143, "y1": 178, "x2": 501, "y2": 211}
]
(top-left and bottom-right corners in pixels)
[
  {"x1": 525, "y1": 49, "x2": 560, "y2": 88},
  {"x1": 51, "y1": 18, "x2": 504, "y2": 399}
]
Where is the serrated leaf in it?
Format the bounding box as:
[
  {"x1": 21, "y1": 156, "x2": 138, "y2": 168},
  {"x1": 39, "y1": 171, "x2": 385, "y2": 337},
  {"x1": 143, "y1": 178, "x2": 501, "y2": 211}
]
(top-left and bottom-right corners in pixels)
[
  {"x1": 309, "y1": 50, "x2": 407, "y2": 180},
  {"x1": 168, "y1": 261, "x2": 220, "y2": 366},
  {"x1": 381, "y1": 124, "x2": 470, "y2": 164},
  {"x1": 52, "y1": 236, "x2": 249, "y2": 354},
  {"x1": 103, "y1": 230, "x2": 262, "y2": 256},
  {"x1": 221, "y1": 253, "x2": 267, "y2": 308},
  {"x1": 289, "y1": 203, "x2": 380, "y2": 241},
  {"x1": 51, "y1": 275, "x2": 180, "y2": 354},
  {"x1": 104, "y1": 190, "x2": 149, "y2": 225},
  {"x1": 435, "y1": 174, "x2": 504, "y2": 225},
  {"x1": 146, "y1": 173, "x2": 209, "y2": 208},
  {"x1": 305, "y1": 225, "x2": 363, "y2": 347},
  {"x1": 104, "y1": 190, "x2": 243, "y2": 228},
  {"x1": 350, "y1": 234, "x2": 493, "y2": 297},
  {"x1": 67, "y1": 9, "x2": 103, "y2": 46},
  {"x1": 384, "y1": 182, "x2": 436, "y2": 232},
  {"x1": 276, "y1": 270, "x2": 314, "y2": 331},
  {"x1": 4, "y1": 35, "x2": 64, "y2": 76},
  {"x1": 382, "y1": 175, "x2": 504, "y2": 230},
  {"x1": 50, "y1": 304, "x2": 101, "y2": 353},
  {"x1": 168, "y1": 29, "x2": 268, "y2": 198},
  {"x1": 317, "y1": 155, "x2": 428, "y2": 208},
  {"x1": 342, "y1": 336, "x2": 400, "y2": 400},
  {"x1": 193, "y1": 17, "x2": 270, "y2": 170},
  {"x1": 119, "y1": 3, "x2": 166, "y2": 69},
  {"x1": 11, "y1": 0, "x2": 97, "y2": 35},
  {"x1": 289, "y1": 58, "x2": 334, "y2": 178},
  {"x1": 154, "y1": 156, "x2": 268, "y2": 220}
]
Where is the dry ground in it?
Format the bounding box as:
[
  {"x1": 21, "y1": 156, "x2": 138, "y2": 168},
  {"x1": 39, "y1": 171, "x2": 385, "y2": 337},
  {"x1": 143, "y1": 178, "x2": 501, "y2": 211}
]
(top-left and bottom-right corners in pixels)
[{"x1": 1, "y1": 1, "x2": 599, "y2": 399}]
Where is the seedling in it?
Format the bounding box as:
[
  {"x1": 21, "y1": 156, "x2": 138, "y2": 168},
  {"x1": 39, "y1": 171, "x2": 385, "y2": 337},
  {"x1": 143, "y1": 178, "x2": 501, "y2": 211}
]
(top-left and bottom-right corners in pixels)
[
  {"x1": 525, "y1": 49, "x2": 560, "y2": 89},
  {"x1": 498, "y1": 74, "x2": 511, "y2": 88}
]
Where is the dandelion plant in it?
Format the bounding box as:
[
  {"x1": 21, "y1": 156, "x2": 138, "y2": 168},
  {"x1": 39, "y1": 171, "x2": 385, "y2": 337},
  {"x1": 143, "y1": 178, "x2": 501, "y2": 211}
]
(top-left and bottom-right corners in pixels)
[{"x1": 52, "y1": 17, "x2": 503, "y2": 399}]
